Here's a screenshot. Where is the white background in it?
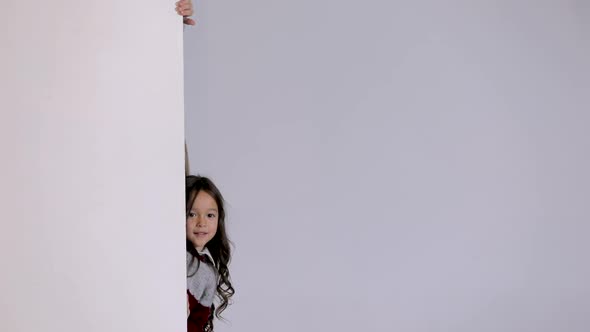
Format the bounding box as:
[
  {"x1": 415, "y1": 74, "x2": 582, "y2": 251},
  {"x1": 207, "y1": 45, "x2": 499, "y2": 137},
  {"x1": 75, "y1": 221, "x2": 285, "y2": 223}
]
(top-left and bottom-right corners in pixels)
[
  {"x1": 1, "y1": 1, "x2": 186, "y2": 331},
  {"x1": 185, "y1": 1, "x2": 590, "y2": 331}
]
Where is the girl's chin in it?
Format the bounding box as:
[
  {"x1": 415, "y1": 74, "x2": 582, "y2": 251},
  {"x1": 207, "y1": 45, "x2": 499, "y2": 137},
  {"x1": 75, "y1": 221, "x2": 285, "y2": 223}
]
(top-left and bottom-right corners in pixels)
[
  {"x1": 192, "y1": 240, "x2": 206, "y2": 251},
  {"x1": 188, "y1": 239, "x2": 203, "y2": 250}
]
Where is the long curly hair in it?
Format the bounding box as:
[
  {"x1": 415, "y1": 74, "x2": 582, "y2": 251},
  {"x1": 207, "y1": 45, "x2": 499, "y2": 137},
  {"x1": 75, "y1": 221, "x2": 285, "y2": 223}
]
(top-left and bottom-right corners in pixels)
[{"x1": 186, "y1": 175, "x2": 235, "y2": 332}]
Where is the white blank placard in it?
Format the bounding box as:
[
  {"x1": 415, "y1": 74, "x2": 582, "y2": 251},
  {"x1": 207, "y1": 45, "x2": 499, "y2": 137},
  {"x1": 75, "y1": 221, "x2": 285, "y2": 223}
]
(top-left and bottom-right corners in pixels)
[{"x1": 1, "y1": 1, "x2": 186, "y2": 331}]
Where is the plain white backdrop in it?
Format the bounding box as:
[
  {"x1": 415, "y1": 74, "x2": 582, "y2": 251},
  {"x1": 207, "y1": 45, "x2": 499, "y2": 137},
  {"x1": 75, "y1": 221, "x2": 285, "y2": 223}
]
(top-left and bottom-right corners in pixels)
[
  {"x1": 185, "y1": 1, "x2": 590, "y2": 331},
  {"x1": 1, "y1": 1, "x2": 186, "y2": 331}
]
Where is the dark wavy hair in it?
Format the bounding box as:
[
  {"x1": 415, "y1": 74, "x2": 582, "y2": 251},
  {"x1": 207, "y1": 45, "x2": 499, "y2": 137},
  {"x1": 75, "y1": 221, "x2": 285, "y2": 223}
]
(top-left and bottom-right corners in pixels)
[{"x1": 186, "y1": 175, "x2": 235, "y2": 332}]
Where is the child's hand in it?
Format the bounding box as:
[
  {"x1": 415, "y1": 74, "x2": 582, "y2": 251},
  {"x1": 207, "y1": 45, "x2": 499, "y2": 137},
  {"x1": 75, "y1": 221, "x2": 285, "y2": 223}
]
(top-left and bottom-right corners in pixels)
[{"x1": 176, "y1": 0, "x2": 195, "y2": 26}]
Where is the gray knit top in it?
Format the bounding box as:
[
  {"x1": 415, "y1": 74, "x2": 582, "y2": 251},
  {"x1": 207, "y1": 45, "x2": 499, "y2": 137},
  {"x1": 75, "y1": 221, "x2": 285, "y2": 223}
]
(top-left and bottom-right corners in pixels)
[{"x1": 186, "y1": 249, "x2": 217, "y2": 308}]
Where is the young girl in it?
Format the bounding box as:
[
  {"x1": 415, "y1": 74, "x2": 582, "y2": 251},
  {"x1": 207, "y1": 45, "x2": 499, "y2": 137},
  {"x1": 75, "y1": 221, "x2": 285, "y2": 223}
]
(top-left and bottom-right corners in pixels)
[
  {"x1": 179, "y1": 5, "x2": 231, "y2": 331},
  {"x1": 185, "y1": 175, "x2": 235, "y2": 332}
]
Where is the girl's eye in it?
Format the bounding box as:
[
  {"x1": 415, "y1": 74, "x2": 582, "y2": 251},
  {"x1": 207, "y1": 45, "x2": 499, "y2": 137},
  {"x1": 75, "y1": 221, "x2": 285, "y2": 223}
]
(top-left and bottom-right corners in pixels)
[
  {"x1": 207, "y1": 213, "x2": 216, "y2": 218},
  {"x1": 188, "y1": 212, "x2": 196, "y2": 218}
]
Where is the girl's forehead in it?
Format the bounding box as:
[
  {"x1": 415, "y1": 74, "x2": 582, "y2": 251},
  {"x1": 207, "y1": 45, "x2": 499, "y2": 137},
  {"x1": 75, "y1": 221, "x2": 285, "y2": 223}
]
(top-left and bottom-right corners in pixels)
[{"x1": 191, "y1": 190, "x2": 218, "y2": 210}]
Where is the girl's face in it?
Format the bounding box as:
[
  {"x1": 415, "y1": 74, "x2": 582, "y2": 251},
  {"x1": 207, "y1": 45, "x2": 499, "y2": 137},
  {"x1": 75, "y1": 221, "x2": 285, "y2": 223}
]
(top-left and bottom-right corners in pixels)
[{"x1": 186, "y1": 190, "x2": 219, "y2": 251}]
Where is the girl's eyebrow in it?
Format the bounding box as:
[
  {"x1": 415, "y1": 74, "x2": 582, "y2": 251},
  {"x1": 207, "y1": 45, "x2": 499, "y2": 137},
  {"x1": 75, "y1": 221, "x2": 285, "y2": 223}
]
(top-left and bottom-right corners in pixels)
[{"x1": 192, "y1": 208, "x2": 218, "y2": 213}]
